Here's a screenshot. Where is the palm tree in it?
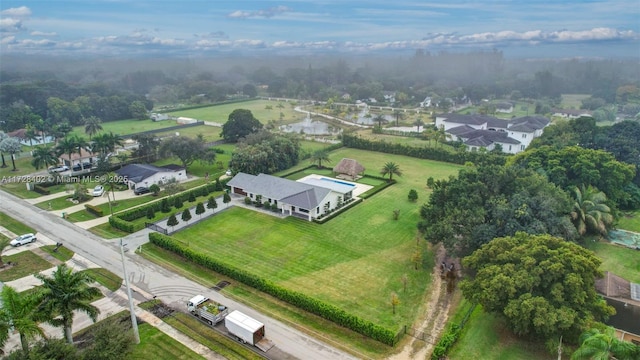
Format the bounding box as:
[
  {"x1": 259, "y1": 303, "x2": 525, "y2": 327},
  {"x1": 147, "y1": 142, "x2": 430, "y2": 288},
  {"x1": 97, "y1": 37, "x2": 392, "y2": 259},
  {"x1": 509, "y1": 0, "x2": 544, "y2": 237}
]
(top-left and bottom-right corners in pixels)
[
  {"x1": 70, "y1": 135, "x2": 89, "y2": 159},
  {"x1": 571, "y1": 184, "x2": 614, "y2": 236},
  {"x1": 433, "y1": 125, "x2": 450, "y2": 147},
  {"x1": 0, "y1": 285, "x2": 46, "y2": 352},
  {"x1": 34, "y1": 264, "x2": 101, "y2": 344},
  {"x1": 309, "y1": 149, "x2": 332, "y2": 169},
  {"x1": 31, "y1": 146, "x2": 59, "y2": 170},
  {"x1": 393, "y1": 109, "x2": 405, "y2": 126},
  {"x1": 24, "y1": 125, "x2": 39, "y2": 147},
  {"x1": 414, "y1": 118, "x2": 424, "y2": 133},
  {"x1": 84, "y1": 116, "x2": 103, "y2": 141},
  {"x1": 0, "y1": 137, "x2": 23, "y2": 171},
  {"x1": 571, "y1": 326, "x2": 639, "y2": 360},
  {"x1": 373, "y1": 114, "x2": 387, "y2": 128},
  {"x1": 55, "y1": 137, "x2": 78, "y2": 168},
  {"x1": 380, "y1": 162, "x2": 402, "y2": 181},
  {"x1": 0, "y1": 131, "x2": 8, "y2": 167}
]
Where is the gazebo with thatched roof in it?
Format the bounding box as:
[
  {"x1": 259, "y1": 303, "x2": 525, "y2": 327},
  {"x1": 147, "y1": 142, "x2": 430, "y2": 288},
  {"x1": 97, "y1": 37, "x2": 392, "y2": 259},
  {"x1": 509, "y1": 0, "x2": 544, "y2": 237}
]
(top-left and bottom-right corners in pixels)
[{"x1": 333, "y1": 158, "x2": 365, "y2": 180}]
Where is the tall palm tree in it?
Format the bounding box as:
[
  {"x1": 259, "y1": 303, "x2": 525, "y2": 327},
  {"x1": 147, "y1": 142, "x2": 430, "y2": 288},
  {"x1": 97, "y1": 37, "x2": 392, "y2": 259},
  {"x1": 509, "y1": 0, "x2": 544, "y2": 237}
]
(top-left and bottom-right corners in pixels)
[
  {"x1": 414, "y1": 118, "x2": 424, "y2": 133},
  {"x1": 34, "y1": 264, "x2": 101, "y2": 343},
  {"x1": 393, "y1": 109, "x2": 404, "y2": 126},
  {"x1": 0, "y1": 137, "x2": 23, "y2": 172},
  {"x1": 55, "y1": 137, "x2": 78, "y2": 167},
  {"x1": 571, "y1": 326, "x2": 639, "y2": 360},
  {"x1": 24, "y1": 125, "x2": 39, "y2": 147},
  {"x1": 309, "y1": 149, "x2": 332, "y2": 169},
  {"x1": 433, "y1": 125, "x2": 450, "y2": 147},
  {"x1": 571, "y1": 184, "x2": 614, "y2": 236},
  {"x1": 0, "y1": 285, "x2": 46, "y2": 352},
  {"x1": 70, "y1": 135, "x2": 89, "y2": 159},
  {"x1": 84, "y1": 116, "x2": 103, "y2": 141},
  {"x1": 373, "y1": 114, "x2": 387, "y2": 128},
  {"x1": 0, "y1": 131, "x2": 9, "y2": 168},
  {"x1": 31, "y1": 146, "x2": 59, "y2": 170},
  {"x1": 380, "y1": 162, "x2": 402, "y2": 181}
]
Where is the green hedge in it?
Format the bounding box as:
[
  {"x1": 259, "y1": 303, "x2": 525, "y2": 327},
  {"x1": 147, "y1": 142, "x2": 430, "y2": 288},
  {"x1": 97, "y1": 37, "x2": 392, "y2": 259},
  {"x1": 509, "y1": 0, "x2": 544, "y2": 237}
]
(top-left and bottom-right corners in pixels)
[
  {"x1": 84, "y1": 204, "x2": 104, "y2": 217},
  {"x1": 342, "y1": 134, "x2": 507, "y2": 166},
  {"x1": 149, "y1": 232, "x2": 397, "y2": 346},
  {"x1": 33, "y1": 185, "x2": 50, "y2": 195},
  {"x1": 111, "y1": 183, "x2": 217, "y2": 233},
  {"x1": 431, "y1": 324, "x2": 461, "y2": 360}
]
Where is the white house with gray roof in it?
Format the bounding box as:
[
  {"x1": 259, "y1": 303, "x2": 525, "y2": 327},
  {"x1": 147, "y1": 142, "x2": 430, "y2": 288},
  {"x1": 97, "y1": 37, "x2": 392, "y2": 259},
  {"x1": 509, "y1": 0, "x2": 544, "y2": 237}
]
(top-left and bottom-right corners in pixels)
[
  {"x1": 227, "y1": 173, "x2": 355, "y2": 221},
  {"x1": 435, "y1": 114, "x2": 550, "y2": 154}
]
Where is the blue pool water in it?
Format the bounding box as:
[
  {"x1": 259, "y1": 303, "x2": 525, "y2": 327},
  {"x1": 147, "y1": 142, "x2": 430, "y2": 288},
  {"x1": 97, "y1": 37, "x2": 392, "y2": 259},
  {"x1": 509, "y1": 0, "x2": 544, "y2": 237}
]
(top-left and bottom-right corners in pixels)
[{"x1": 320, "y1": 177, "x2": 356, "y2": 187}]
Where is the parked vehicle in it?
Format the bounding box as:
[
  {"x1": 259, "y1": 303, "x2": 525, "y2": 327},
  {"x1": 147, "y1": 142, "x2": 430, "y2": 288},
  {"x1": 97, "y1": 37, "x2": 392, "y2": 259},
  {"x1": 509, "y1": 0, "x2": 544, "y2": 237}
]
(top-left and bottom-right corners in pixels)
[
  {"x1": 133, "y1": 186, "x2": 150, "y2": 195},
  {"x1": 187, "y1": 295, "x2": 228, "y2": 325},
  {"x1": 92, "y1": 185, "x2": 104, "y2": 197},
  {"x1": 48, "y1": 165, "x2": 69, "y2": 173},
  {"x1": 10, "y1": 233, "x2": 37, "y2": 247},
  {"x1": 224, "y1": 310, "x2": 274, "y2": 351}
]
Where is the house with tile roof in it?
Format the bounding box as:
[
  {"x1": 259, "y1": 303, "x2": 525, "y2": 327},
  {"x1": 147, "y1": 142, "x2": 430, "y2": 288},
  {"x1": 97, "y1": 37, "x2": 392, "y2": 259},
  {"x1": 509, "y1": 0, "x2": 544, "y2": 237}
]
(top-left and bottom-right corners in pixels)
[
  {"x1": 226, "y1": 173, "x2": 355, "y2": 221},
  {"x1": 435, "y1": 114, "x2": 550, "y2": 154}
]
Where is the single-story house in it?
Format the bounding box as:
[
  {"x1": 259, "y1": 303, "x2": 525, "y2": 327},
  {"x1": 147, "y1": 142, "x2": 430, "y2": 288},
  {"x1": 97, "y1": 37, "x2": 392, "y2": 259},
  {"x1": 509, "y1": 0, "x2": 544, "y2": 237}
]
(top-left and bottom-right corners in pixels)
[
  {"x1": 8, "y1": 129, "x2": 54, "y2": 146},
  {"x1": 333, "y1": 158, "x2": 365, "y2": 180},
  {"x1": 115, "y1": 163, "x2": 187, "y2": 189},
  {"x1": 227, "y1": 173, "x2": 355, "y2": 221}
]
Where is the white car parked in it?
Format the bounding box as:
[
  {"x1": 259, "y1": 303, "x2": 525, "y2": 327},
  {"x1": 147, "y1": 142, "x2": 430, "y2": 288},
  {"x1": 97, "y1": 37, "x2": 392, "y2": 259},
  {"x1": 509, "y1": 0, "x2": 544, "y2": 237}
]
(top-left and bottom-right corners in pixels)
[
  {"x1": 10, "y1": 233, "x2": 37, "y2": 247},
  {"x1": 92, "y1": 185, "x2": 105, "y2": 197}
]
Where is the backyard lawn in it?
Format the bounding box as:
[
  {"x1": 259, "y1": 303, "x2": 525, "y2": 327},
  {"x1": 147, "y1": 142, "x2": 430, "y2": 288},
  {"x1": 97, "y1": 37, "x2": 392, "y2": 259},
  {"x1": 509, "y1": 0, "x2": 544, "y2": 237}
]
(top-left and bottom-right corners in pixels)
[
  {"x1": 68, "y1": 118, "x2": 178, "y2": 138},
  {"x1": 129, "y1": 323, "x2": 205, "y2": 360},
  {"x1": 585, "y1": 240, "x2": 640, "y2": 283},
  {"x1": 169, "y1": 148, "x2": 463, "y2": 331},
  {"x1": 167, "y1": 99, "x2": 304, "y2": 125}
]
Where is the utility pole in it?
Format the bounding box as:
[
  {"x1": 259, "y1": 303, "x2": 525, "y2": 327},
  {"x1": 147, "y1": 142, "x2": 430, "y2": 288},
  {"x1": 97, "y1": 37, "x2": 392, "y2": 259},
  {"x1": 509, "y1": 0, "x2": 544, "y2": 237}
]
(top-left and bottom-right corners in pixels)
[{"x1": 120, "y1": 238, "x2": 140, "y2": 344}]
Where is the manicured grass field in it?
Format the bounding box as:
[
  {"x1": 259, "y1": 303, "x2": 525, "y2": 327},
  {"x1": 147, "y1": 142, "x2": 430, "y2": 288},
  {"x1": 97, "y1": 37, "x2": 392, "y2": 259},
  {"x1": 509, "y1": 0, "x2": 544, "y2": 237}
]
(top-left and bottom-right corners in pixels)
[
  {"x1": 0, "y1": 250, "x2": 53, "y2": 282},
  {"x1": 561, "y1": 94, "x2": 591, "y2": 109},
  {"x1": 171, "y1": 148, "x2": 463, "y2": 331},
  {"x1": 0, "y1": 211, "x2": 36, "y2": 235},
  {"x1": 40, "y1": 244, "x2": 74, "y2": 262},
  {"x1": 154, "y1": 124, "x2": 223, "y2": 143},
  {"x1": 448, "y1": 301, "x2": 552, "y2": 360},
  {"x1": 129, "y1": 323, "x2": 205, "y2": 360},
  {"x1": 585, "y1": 240, "x2": 640, "y2": 283},
  {"x1": 167, "y1": 99, "x2": 304, "y2": 125},
  {"x1": 617, "y1": 210, "x2": 640, "y2": 232},
  {"x1": 82, "y1": 268, "x2": 123, "y2": 292},
  {"x1": 68, "y1": 118, "x2": 178, "y2": 138}
]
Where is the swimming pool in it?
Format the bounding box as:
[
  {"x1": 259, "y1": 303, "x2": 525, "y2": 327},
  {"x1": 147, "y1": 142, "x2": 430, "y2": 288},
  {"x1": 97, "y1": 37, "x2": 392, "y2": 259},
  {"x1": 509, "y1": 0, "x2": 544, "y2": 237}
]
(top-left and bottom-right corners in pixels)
[
  {"x1": 608, "y1": 229, "x2": 640, "y2": 249},
  {"x1": 320, "y1": 177, "x2": 356, "y2": 187}
]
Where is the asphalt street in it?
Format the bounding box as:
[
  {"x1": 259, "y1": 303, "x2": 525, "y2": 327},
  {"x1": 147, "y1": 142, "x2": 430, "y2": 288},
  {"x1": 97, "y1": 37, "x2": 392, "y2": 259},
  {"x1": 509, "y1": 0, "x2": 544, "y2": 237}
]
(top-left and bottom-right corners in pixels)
[{"x1": 0, "y1": 189, "x2": 359, "y2": 360}]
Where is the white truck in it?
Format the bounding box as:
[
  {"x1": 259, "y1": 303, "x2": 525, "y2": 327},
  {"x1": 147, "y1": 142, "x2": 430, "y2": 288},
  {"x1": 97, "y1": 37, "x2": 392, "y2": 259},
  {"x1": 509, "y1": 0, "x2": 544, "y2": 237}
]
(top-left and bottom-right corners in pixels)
[
  {"x1": 187, "y1": 295, "x2": 228, "y2": 325},
  {"x1": 224, "y1": 310, "x2": 274, "y2": 352}
]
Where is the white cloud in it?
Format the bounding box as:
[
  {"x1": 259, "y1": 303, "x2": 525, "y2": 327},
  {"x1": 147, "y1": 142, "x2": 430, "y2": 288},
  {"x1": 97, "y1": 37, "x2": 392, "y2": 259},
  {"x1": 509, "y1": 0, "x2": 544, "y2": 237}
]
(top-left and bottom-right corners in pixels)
[
  {"x1": 31, "y1": 31, "x2": 57, "y2": 37},
  {"x1": 1, "y1": 6, "x2": 32, "y2": 18},
  {"x1": 227, "y1": 6, "x2": 292, "y2": 19},
  {"x1": 0, "y1": 18, "x2": 25, "y2": 33}
]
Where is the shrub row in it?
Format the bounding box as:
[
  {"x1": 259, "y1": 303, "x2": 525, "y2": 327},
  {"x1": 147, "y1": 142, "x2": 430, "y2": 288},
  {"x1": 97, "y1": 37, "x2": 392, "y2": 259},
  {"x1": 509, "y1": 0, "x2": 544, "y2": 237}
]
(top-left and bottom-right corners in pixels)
[
  {"x1": 109, "y1": 215, "x2": 140, "y2": 233},
  {"x1": 84, "y1": 204, "x2": 104, "y2": 217},
  {"x1": 314, "y1": 198, "x2": 363, "y2": 224},
  {"x1": 149, "y1": 232, "x2": 397, "y2": 345},
  {"x1": 431, "y1": 324, "x2": 461, "y2": 360},
  {"x1": 359, "y1": 179, "x2": 395, "y2": 200},
  {"x1": 33, "y1": 185, "x2": 50, "y2": 195},
  {"x1": 342, "y1": 134, "x2": 506, "y2": 166}
]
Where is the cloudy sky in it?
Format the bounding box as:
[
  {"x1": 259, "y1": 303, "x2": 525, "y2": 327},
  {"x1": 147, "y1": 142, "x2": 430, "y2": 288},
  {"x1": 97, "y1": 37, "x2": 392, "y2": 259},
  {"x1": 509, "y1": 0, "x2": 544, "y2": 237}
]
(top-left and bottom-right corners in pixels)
[{"x1": 1, "y1": 1, "x2": 638, "y2": 58}]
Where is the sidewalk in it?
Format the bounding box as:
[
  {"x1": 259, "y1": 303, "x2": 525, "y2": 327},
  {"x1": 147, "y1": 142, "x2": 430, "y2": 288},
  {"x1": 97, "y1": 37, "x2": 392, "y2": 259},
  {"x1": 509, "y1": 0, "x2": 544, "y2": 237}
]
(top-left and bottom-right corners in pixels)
[{"x1": 0, "y1": 233, "x2": 222, "y2": 359}]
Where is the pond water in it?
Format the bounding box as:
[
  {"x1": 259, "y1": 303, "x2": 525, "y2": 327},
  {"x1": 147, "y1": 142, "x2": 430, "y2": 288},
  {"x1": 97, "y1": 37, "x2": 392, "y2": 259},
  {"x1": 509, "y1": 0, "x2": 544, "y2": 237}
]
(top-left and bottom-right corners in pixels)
[
  {"x1": 605, "y1": 298, "x2": 640, "y2": 335},
  {"x1": 608, "y1": 229, "x2": 640, "y2": 249},
  {"x1": 279, "y1": 114, "x2": 340, "y2": 135},
  {"x1": 345, "y1": 108, "x2": 394, "y2": 125}
]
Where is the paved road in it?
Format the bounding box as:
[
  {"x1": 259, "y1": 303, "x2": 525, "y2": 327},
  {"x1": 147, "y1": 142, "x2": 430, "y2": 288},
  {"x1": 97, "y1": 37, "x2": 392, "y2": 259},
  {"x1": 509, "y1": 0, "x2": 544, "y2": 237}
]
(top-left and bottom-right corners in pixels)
[{"x1": 0, "y1": 190, "x2": 359, "y2": 360}]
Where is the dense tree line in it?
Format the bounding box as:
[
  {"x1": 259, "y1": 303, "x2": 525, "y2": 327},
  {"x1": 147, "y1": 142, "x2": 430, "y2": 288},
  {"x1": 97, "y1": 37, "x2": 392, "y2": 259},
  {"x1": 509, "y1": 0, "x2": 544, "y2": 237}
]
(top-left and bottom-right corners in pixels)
[
  {"x1": 229, "y1": 130, "x2": 301, "y2": 175},
  {"x1": 418, "y1": 165, "x2": 577, "y2": 257}
]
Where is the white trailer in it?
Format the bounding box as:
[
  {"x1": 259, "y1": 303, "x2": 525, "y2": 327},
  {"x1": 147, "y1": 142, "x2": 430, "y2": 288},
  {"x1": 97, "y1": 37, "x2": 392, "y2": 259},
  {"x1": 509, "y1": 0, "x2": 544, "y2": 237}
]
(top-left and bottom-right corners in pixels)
[
  {"x1": 224, "y1": 310, "x2": 274, "y2": 351},
  {"x1": 187, "y1": 295, "x2": 228, "y2": 325}
]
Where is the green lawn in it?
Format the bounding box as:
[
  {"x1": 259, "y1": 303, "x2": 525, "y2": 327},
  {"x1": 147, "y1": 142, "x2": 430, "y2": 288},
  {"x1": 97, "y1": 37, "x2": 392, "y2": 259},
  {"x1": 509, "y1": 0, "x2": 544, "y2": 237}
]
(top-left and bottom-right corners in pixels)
[
  {"x1": 0, "y1": 251, "x2": 54, "y2": 282},
  {"x1": 585, "y1": 240, "x2": 640, "y2": 283},
  {"x1": 129, "y1": 323, "x2": 205, "y2": 360},
  {"x1": 40, "y1": 244, "x2": 74, "y2": 262},
  {"x1": 0, "y1": 211, "x2": 36, "y2": 235},
  {"x1": 68, "y1": 118, "x2": 178, "y2": 138},
  {"x1": 170, "y1": 148, "x2": 462, "y2": 331},
  {"x1": 561, "y1": 94, "x2": 591, "y2": 109},
  {"x1": 448, "y1": 302, "x2": 553, "y2": 360},
  {"x1": 167, "y1": 99, "x2": 304, "y2": 125},
  {"x1": 154, "y1": 125, "x2": 223, "y2": 144},
  {"x1": 82, "y1": 268, "x2": 122, "y2": 292},
  {"x1": 617, "y1": 210, "x2": 640, "y2": 232},
  {"x1": 89, "y1": 222, "x2": 131, "y2": 239}
]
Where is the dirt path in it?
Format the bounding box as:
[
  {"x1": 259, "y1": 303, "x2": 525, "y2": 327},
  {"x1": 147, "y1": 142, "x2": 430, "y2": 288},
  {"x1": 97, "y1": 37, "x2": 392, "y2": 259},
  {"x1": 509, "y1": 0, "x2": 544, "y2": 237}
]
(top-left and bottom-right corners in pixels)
[{"x1": 387, "y1": 245, "x2": 453, "y2": 360}]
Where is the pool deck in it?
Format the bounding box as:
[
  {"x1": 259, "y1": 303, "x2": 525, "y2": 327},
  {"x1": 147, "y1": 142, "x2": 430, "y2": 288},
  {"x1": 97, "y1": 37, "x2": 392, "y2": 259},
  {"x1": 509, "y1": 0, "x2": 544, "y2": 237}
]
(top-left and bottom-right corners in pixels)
[{"x1": 297, "y1": 174, "x2": 373, "y2": 197}]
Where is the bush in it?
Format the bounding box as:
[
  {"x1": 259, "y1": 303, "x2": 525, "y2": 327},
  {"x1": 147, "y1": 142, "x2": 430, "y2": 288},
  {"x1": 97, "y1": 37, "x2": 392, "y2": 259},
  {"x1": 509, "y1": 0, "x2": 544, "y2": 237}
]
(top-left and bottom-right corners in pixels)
[
  {"x1": 161, "y1": 198, "x2": 171, "y2": 213},
  {"x1": 33, "y1": 185, "x2": 51, "y2": 195},
  {"x1": 188, "y1": 192, "x2": 196, "y2": 202},
  {"x1": 148, "y1": 233, "x2": 397, "y2": 346},
  {"x1": 85, "y1": 204, "x2": 104, "y2": 217},
  {"x1": 173, "y1": 197, "x2": 183, "y2": 209},
  {"x1": 146, "y1": 206, "x2": 155, "y2": 219},
  {"x1": 270, "y1": 203, "x2": 278, "y2": 212},
  {"x1": 244, "y1": 197, "x2": 252, "y2": 205},
  {"x1": 431, "y1": 324, "x2": 461, "y2": 360}
]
